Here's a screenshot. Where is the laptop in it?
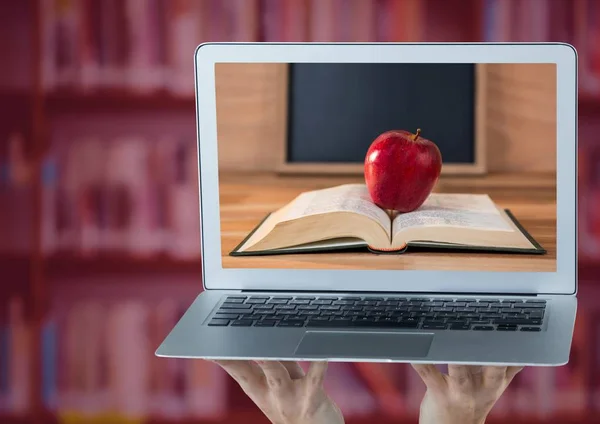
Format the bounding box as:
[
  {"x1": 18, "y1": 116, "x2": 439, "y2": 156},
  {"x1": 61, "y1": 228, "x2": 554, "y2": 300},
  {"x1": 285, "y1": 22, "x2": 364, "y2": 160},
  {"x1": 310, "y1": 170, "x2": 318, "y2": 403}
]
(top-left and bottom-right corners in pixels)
[{"x1": 156, "y1": 43, "x2": 577, "y2": 365}]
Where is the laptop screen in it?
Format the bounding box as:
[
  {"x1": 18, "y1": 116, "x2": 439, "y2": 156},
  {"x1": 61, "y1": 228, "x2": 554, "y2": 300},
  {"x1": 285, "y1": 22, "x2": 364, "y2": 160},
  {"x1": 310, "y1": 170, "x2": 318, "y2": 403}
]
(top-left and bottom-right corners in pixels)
[{"x1": 215, "y1": 62, "x2": 556, "y2": 273}]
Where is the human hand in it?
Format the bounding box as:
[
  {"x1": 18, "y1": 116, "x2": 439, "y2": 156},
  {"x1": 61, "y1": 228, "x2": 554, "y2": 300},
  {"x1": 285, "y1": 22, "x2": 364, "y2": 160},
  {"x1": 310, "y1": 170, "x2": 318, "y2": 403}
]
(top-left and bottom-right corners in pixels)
[
  {"x1": 214, "y1": 360, "x2": 344, "y2": 424},
  {"x1": 412, "y1": 364, "x2": 523, "y2": 424}
]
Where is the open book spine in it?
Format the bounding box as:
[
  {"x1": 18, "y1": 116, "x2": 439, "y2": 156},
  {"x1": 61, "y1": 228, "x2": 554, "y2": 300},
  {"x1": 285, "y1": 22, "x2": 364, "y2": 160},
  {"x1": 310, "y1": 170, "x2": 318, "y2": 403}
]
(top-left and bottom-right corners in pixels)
[{"x1": 366, "y1": 245, "x2": 408, "y2": 254}]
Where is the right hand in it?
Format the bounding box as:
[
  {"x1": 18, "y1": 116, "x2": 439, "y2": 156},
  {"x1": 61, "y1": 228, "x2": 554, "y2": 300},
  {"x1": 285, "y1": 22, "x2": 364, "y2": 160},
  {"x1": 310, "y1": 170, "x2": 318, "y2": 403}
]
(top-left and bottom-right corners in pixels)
[{"x1": 214, "y1": 360, "x2": 344, "y2": 424}]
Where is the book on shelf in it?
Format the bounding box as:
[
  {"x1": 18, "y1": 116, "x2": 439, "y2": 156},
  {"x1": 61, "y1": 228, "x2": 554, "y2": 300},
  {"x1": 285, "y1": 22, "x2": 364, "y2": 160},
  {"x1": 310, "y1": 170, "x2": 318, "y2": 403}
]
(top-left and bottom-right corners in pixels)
[
  {"x1": 230, "y1": 184, "x2": 546, "y2": 256},
  {"x1": 553, "y1": 309, "x2": 590, "y2": 415},
  {"x1": 353, "y1": 363, "x2": 406, "y2": 417},
  {"x1": 323, "y1": 362, "x2": 376, "y2": 417},
  {"x1": 44, "y1": 135, "x2": 200, "y2": 260},
  {"x1": 0, "y1": 297, "x2": 31, "y2": 416},
  {"x1": 44, "y1": 298, "x2": 228, "y2": 420}
]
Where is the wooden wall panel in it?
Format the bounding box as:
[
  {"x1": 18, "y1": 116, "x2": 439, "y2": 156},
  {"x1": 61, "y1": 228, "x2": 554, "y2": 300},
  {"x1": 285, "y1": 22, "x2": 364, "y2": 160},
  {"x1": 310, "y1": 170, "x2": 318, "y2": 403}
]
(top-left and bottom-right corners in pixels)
[
  {"x1": 215, "y1": 63, "x2": 557, "y2": 174},
  {"x1": 484, "y1": 63, "x2": 557, "y2": 173}
]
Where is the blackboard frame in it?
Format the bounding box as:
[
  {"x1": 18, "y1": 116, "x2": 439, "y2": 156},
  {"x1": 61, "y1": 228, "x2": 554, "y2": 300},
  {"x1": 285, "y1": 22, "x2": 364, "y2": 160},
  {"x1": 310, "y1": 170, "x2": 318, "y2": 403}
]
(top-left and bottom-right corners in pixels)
[{"x1": 274, "y1": 64, "x2": 488, "y2": 175}]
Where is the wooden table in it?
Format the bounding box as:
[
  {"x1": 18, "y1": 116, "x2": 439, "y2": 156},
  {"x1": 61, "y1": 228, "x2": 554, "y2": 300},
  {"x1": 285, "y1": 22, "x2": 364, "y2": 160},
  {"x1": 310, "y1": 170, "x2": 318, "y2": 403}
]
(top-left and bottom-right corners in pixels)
[{"x1": 219, "y1": 172, "x2": 556, "y2": 271}]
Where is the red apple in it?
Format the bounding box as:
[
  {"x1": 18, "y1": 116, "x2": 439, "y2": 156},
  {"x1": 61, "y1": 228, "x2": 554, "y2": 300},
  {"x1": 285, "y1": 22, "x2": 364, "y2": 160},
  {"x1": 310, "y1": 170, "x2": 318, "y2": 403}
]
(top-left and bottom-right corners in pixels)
[{"x1": 364, "y1": 128, "x2": 442, "y2": 213}]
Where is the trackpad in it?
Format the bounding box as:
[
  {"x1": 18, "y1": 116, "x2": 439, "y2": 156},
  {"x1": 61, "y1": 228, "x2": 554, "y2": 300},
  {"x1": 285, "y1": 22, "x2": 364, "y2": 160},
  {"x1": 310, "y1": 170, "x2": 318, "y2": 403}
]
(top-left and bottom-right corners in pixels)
[{"x1": 294, "y1": 331, "x2": 433, "y2": 358}]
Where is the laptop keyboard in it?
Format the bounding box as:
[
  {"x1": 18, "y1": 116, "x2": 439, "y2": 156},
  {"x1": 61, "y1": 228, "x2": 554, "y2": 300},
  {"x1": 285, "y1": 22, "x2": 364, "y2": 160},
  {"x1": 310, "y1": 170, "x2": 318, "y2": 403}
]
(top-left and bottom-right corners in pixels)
[{"x1": 208, "y1": 295, "x2": 546, "y2": 331}]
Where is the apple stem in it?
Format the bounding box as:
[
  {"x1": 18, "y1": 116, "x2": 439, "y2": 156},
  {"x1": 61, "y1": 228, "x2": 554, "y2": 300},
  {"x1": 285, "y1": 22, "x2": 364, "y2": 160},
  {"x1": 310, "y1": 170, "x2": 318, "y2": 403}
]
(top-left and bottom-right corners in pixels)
[{"x1": 413, "y1": 128, "x2": 422, "y2": 141}]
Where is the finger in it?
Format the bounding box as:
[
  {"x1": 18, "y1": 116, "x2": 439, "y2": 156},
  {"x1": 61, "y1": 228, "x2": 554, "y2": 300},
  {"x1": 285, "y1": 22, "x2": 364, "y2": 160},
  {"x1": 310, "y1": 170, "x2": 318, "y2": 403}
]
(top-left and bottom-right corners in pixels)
[
  {"x1": 448, "y1": 365, "x2": 474, "y2": 384},
  {"x1": 214, "y1": 360, "x2": 266, "y2": 389},
  {"x1": 411, "y1": 364, "x2": 446, "y2": 392},
  {"x1": 306, "y1": 361, "x2": 328, "y2": 386},
  {"x1": 506, "y1": 366, "x2": 524, "y2": 383},
  {"x1": 256, "y1": 361, "x2": 293, "y2": 389},
  {"x1": 482, "y1": 366, "x2": 507, "y2": 387},
  {"x1": 280, "y1": 361, "x2": 306, "y2": 380}
]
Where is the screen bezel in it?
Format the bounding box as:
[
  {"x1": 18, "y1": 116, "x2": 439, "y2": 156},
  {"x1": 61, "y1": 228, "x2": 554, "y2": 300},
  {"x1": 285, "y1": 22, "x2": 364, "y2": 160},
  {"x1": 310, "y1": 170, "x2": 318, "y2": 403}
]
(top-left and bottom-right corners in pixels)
[{"x1": 195, "y1": 43, "x2": 577, "y2": 295}]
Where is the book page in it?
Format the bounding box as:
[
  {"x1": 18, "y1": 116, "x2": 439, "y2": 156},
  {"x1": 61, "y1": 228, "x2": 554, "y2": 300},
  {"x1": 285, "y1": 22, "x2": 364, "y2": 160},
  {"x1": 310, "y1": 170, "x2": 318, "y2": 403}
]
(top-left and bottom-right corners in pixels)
[
  {"x1": 393, "y1": 193, "x2": 513, "y2": 236},
  {"x1": 282, "y1": 184, "x2": 391, "y2": 236}
]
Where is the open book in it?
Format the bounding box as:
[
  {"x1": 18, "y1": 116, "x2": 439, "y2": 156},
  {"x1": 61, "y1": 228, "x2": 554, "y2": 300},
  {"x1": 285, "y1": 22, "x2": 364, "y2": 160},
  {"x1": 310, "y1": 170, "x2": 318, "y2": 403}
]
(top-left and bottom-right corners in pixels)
[{"x1": 230, "y1": 184, "x2": 545, "y2": 256}]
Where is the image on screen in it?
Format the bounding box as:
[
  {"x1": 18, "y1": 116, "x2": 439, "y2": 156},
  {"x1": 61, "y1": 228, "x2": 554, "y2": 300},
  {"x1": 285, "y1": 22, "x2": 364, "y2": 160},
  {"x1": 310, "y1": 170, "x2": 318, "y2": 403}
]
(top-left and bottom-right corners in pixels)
[{"x1": 216, "y1": 63, "x2": 557, "y2": 272}]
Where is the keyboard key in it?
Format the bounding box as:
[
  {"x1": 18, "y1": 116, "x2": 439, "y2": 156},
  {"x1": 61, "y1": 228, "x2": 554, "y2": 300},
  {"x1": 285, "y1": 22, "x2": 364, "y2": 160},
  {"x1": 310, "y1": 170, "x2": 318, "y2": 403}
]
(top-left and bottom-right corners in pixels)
[
  {"x1": 472, "y1": 302, "x2": 489, "y2": 307},
  {"x1": 473, "y1": 326, "x2": 494, "y2": 331},
  {"x1": 447, "y1": 302, "x2": 466, "y2": 307},
  {"x1": 221, "y1": 304, "x2": 252, "y2": 309},
  {"x1": 450, "y1": 324, "x2": 471, "y2": 330},
  {"x1": 299, "y1": 310, "x2": 321, "y2": 316},
  {"x1": 367, "y1": 297, "x2": 385, "y2": 301},
  {"x1": 409, "y1": 298, "x2": 430, "y2": 302},
  {"x1": 522, "y1": 303, "x2": 545, "y2": 309},
  {"x1": 424, "y1": 302, "x2": 444, "y2": 307},
  {"x1": 224, "y1": 298, "x2": 245, "y2": 304},
  {"x1": 254, "y1": 320, "x2": 277, "y2": 327},
  {"x1": 213, "y1": 314, "x2": 239, "y2": 320},
  {"x1": 231, "y1": 320, "x2": 254, "y2": 327},
  {"x1": 208, "y1": 319, "x2": 230, "y2": 326},
  {"x1": 436, "y1": 312, "x2": 457, "y2": 318},
  {"x1": 500, "y1": 308, "x2": 514, "y2": 313},
  {"x1": 311, "y1": 316, "x2": 330, "y2": 321},
  {"x1": 249, "y1": 296, "x2": 270, "y2": 300},
  {"x1": 528, "y1": 312, "x2": 544, "y2": 319},
  {"x1": 525, "y1": 299, "x2": 547, "y2": 304},
  {"x1": 432, "y1": 307, "x2": 453, "y2": 312},
  {"x1": 343, "y1": 297, "x2": 362, "y2": 301},
  {"x1": 480, "y1": 313, "x2": 502, "y2": 319},
  {"x1": 494, "y1": 319, "x2": 541, "y2": 326},
  {"x1": 520, "y1": 326, "x2": 542, "y2": 332},
  {"x1": 246, "y1": 298, "x2": 267, "y2": 304},
  {"x1": 355, "y1": 317, "x2": 377, "y2": 323},
  {"x1": 218, "y1": 308, "x2": 252, "y2": 315},
  {"x1": 290, "y1": 300, "x2": 311, "y2": 305},
  {"x1": 459, "y1": 313, "x2": 480, "y2": 319},
  {"x1": 257, "y1": 310, "x2": 276, "y2": 315},
  {"x1": 276, "y1": 310, "x2": 298, "y2": 315},
  {"x1": 312, "y1": 300, "x2": 333, "y2": 305},
  {"x1": 422, "y1": 324, "x2": 448, "y2": 330},
  {"x1": 446, "y1": 320, "x2": 468, "y2": 325},
  {"x1": 277, "y1": 320, "x2": 305, "y2": 327},
  {"x1": 253, "y1": 304, "x2": 274, "y2": 310},
  {"x1": 379, "y1": 301, "x2": 400, "y2": 306},
  {"x1": 455, "y1": 307, "x2": 476, "y2": 313},
  {"x1": 497, "y1": 326, "x2": 517, "y2": 331},
  {"x1": 423, "y1": 319, "x2": 446, "y2": 325},
  {"x1": 410, "y1": 307, "x2": 431, "y2": 312},
  {"x1": 333, "y1": 300, "x2": 355, "y2": 305},
  {"x1": 297, "y1": 305, "x2": 318, "y2": 310},
  {"x1": 295, "y1": 296, "x2": 316, "y2": 301},
  {"x1": 318, "y1": 297, "x2": 339, "y2": 300},
  {"x1": 226, "y1": 296, "x2": 247, "y2": 301},
  {"x1": 275, "y1": 305, "x2": 296, "y2": 310},
  {"x1": 470, "y1": 320, "x2": 490, "y2": 325},
  {"x1": 356, "y1": 300, "x2": 378, "y2": 306},
  {"x1": 320, "y1": 305, "x2": 341, "y2": 311},
  {"x1": 268, "y1": 299, "x2": 289, "y2": 304},
  {"x1": 275, "y1": 297, "x2": 293, "y2": 300}
]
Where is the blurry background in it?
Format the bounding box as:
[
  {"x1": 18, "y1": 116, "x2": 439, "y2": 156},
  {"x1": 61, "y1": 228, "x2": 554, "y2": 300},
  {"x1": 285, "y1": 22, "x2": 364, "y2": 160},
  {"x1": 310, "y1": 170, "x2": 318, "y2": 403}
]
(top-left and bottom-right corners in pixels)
[{"x1": 0, "y1": 0, "x2": 598, "y2": 423}]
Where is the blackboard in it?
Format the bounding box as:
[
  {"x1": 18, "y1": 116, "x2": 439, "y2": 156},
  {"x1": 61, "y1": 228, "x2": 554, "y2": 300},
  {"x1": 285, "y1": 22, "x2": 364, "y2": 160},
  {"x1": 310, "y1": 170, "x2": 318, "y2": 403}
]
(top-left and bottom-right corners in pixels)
[{"x1": 286, "y1": 63, "x2": 477, "y2": 167}]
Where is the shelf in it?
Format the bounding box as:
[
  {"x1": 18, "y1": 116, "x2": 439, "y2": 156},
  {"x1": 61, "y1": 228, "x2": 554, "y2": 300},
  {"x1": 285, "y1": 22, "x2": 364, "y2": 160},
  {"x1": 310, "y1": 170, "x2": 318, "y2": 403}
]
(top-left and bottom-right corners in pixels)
[
  {"x1": 29, "y1": 412, "x2": 600, "y2": 424},
  {"x1": 580, "y1": 259, "x2": 600, "y2": 282},
  {"x1": 0, "y1": 254, "x2": 31, "y2": 298},
  {"x1": 579, "y1": 93, "x2": 600, "y2": 115},
  {"x1": 45, "y1": 90, "x2": 195, "y2": 113},
  {"x1": 45, "y1": 254, "x2": 202, "y2": 278}
]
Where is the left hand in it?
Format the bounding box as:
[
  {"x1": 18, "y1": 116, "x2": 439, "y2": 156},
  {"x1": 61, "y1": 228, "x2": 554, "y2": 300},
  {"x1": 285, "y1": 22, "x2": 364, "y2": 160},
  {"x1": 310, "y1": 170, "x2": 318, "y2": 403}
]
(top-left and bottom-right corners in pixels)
[{"x1": 214, "y1": 360, "x2": 344, "y2": 424}]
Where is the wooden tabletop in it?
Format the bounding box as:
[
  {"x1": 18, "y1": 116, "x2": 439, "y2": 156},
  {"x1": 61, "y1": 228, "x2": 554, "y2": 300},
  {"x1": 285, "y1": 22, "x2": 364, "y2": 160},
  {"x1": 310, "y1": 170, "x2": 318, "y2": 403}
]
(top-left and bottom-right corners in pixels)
[{"x1": 219, "y1": 172, "x2": 556, "y2": 271}]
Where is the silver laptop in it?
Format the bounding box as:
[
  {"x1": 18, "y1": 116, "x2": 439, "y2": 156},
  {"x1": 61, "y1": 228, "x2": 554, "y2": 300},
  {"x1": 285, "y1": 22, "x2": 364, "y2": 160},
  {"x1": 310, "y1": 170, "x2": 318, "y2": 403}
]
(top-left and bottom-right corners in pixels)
[{"x1": 157, "y1": 43, "x2": 577, "y2": 365}]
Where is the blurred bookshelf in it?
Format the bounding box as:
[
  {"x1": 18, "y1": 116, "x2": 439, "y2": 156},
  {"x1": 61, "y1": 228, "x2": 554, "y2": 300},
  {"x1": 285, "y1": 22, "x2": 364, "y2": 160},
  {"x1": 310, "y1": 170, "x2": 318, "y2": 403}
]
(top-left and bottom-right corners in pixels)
[{"x1": 1, "y1": 1, "x2": 600, "y2": 424}]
